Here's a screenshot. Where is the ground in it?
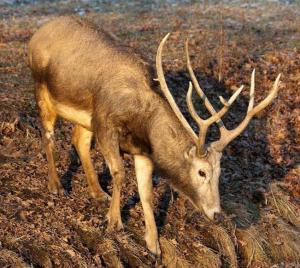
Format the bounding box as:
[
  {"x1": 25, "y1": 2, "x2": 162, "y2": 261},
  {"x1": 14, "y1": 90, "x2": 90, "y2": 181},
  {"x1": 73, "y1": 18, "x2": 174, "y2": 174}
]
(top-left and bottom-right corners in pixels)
[{"x1": 0, "y1": 0, "x2": 299, "y2": 267}]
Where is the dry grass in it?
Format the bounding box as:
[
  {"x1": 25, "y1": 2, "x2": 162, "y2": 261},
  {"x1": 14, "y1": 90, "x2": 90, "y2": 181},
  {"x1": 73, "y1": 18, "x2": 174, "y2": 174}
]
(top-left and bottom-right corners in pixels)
[
  {"x1": 236, "y1": 226, "x2": 270, "y2": 268},
  {"x1": 234, "y1": 211, "x2": 300, "y2": 266},
  {"x1": 191, "y1": 243, "x2": 221, "y2": 268},
  {"x1": 1, "y1": 233, "x2": 90, "y2": 267},
  {"x1": 222, "y1": 200, "x2": 256, "y2": 228},
  {"x1": 160, "y1": 237, "x2": 221, "y2": 268},
  {"x1": 196, "y1": 223, "x2": 237, "y2": 267},
  {"x1": 267, "y1": 183, "x2": 300, "y2": 228},
  {"x1": 223, "y1": 185, "x2": 300, "y2": 266},
  {"x1": 208, "y1": 225, "x2": 237, "y2": 268},
  {"x1": 160, "y1": 237, "x2": 191, "y2": 268},
  {"x1": 114, "y1": 232, "x2": 153, "y2": 268},
  {"x1": 98, "y1": 239, "x2": 124, "y2": 268},
  {"x1": 0, "y1": 249, "x2": 29, "y2": 268},
  {"x1": 72, "y1": 221, "x2": 157, "y2": 267},
  {"x1": 266, "y1": 217, "x2": 300, "y2": 263},
  {"x1": 71, "y1": 221, "x2": 124, "y2": 267}
]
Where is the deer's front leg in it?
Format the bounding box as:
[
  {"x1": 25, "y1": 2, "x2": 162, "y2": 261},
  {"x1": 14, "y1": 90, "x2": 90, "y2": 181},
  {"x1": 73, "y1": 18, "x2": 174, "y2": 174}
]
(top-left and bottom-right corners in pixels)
[
  {"x1": 134, "y1": 155, "x2": 161, "y2": 257},
  {"x1": 96, "y1": 125, "x2": 124, "y2": 231}
]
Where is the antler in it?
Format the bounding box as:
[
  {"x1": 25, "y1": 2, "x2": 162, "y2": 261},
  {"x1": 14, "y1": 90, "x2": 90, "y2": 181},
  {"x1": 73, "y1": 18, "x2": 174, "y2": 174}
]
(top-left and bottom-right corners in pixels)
[
  {"x1": 185, "y1": 40, "x2": 224, "y2": 128},
  {"x1": 186, "y1": 81, "x2": 243, "y2": 155},
  {"x1": 212, "y1": 71, "x2": 281, "y2": 151},
  {"x1": 156, "y1": 33, "x2": 198, "y2": 144},
  {"x1": 185, "y1": 40, "x2": 281, "y2": 152},
  {"x1": 156, "y1": 34, "x2": 244, "y2": 156}
]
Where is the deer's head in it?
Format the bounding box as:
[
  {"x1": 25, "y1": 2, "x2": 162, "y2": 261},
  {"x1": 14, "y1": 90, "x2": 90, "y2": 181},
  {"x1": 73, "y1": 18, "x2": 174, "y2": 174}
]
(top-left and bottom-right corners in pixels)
[{"x1": 156, "y1": 34, "x2": 281, "y2": 221}]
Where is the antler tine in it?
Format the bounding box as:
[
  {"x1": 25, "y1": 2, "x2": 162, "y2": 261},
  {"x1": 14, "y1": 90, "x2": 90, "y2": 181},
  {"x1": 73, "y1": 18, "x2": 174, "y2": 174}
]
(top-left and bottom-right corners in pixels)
[
  {"x1": 156, "y1": 33, "x2": 198, "y2": 143},
  {"x1": 212, "y1": 71, "x2": 282, "y2": 151},
  {"x1": 248, "y1": 69, "x2": 255, "y2": 112},
  {"x1": 185, "y1": 40, "x2": 225, "y2": 129},
  {"x1": 185, "y1": 39, "x2": 244, "y2": 154},
  {"x1": 186, "y1": 82, "x2": 200, "y2": 125},
  {"x1": 187, "y1": 79, "x2": 244, "y2": 155},
  {"x1": 186, "y1": 81, "x2": 208, "y2": 155}
]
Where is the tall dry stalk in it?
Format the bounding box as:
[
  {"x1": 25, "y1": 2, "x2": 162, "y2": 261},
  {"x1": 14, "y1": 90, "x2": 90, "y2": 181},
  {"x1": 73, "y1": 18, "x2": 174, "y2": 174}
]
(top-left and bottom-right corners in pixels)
[{"x1": 218, "y1": 10, "x2": 225, "y2": 82}]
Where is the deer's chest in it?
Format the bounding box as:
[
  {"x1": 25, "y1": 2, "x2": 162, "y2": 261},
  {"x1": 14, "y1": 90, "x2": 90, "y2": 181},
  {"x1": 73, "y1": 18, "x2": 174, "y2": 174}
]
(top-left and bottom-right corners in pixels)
[{"x1": 119, "y1": 130, "x2": 150, "y2": 156}]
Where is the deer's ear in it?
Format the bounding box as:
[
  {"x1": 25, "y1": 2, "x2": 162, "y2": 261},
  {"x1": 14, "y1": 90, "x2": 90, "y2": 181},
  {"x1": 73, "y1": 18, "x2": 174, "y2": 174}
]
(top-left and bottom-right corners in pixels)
[{"x1": 184, "y1": 146, "x2": 197, "y2": 161}]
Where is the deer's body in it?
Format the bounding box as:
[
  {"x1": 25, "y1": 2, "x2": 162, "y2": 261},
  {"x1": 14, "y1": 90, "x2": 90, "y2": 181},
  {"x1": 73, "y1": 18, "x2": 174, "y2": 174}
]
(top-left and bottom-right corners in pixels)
[
  {"x1": 29, "y1": 17, "x2": 157, "y2": 135},
  {"x1": 29, "y1": 16, "x2": 197, "y2": 192},
  {"x1": 28, "y1": 16, "x2": 281, "y2": 257},
  {"x1": 29, "y1": 17, "x2": 196, "y2": 255}
]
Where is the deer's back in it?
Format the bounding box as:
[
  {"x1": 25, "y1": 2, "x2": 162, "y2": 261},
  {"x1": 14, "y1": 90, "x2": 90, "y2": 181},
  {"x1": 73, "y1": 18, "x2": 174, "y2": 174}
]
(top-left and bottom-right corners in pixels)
[{"x1": 29, "y1": 16, "x2": 157, "y2": 130}]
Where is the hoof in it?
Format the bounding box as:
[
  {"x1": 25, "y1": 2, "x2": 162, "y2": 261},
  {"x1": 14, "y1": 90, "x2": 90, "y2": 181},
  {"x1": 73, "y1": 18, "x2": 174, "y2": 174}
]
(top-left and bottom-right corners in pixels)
[
  {"x1": 90, "y1": 189, "x2": 111, "y2": 202},
  {"x1": 155, "y1": 255, "x2": 163, "y2": 267},
  {"x1": 146, "y1": 238, "x2": 161, "y2": 258},
  {"x1": 106, "y1": 213, "x2": 124, "y2": 232},
  {"x1": 48, "y1": 180, "x2": 64, "y2": 196}
]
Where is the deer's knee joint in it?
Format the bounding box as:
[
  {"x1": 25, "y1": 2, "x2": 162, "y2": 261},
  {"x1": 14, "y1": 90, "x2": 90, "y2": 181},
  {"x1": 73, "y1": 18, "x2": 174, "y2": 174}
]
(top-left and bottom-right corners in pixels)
[
  {"x1": 45, "y1": 130, "x2": 54, "y2": 140},
  {"x1": 43, "y1": 131, "x2": 54, "y2": 145},
  {"x1": 72, "y1": 126, "x2": 92, "y2": 151},
  {"x1": 111, "y1": 169, "x2": 124, "y2": 181},
  {"x1": 75, "y1": 136, "x2": 90, "y2": 151},
  {"x1": 37, "y1": 100, "x2": 45, "y2": 109},
  {"x1": 71, "y1": 135, "x2": 79, "y2": 149}
]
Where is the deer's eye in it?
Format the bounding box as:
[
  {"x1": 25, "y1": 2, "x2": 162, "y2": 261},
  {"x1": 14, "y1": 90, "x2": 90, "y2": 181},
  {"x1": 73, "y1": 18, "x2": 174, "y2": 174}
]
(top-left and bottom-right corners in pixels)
[{"x1": 198, "y1": 170, "x2": 206, "y2": 177}]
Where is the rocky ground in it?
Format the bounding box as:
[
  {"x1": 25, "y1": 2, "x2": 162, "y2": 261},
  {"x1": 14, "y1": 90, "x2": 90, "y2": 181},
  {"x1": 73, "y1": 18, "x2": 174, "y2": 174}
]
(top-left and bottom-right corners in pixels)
[{"x1": 0, "y1": 0, "x2": 299, "y2": 267}]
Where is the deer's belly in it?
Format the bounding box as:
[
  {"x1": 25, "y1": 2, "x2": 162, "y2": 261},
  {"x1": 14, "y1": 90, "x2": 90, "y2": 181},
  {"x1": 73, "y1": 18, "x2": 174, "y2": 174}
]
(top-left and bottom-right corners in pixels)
[{"x1": 55, "y1": 103, "x2": 92, "y2": 130}]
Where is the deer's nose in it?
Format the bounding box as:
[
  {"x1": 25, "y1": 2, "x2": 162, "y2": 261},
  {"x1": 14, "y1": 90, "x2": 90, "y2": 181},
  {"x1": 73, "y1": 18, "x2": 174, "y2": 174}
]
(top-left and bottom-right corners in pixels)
[{"x1": 213, "y1": 212, "x2": 225, "y2": 223}]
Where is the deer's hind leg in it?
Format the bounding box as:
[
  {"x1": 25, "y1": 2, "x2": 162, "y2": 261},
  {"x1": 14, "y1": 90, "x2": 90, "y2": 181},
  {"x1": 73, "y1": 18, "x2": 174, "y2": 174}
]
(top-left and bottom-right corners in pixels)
[
  {"x1": 36, "y1": 83, "x2": 64, "y2": 195},
  {"x1": 72, "y1": 124, "x2": 110, "y2": 201}
]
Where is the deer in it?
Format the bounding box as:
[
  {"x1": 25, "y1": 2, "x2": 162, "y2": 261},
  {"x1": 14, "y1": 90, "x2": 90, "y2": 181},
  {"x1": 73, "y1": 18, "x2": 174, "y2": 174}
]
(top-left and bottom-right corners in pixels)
[{"x1": 28, "y1": 16, "x2": 281, "y2": 257}]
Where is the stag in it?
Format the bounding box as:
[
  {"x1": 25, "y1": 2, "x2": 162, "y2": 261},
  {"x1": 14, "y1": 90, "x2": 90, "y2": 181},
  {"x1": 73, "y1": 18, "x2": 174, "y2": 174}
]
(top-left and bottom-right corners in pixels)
[{"x1": 28, "y1": 16, "x2": 281, "y2": 256}]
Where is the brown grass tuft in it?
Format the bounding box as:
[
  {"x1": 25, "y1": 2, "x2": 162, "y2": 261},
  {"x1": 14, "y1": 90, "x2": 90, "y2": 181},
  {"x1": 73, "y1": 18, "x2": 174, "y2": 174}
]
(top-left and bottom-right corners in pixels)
[
  {"x1": 115, "y1": 232, "x2": 155, "y2": 268},
  {"x1": 208, "y1": 225, "x2": 237, "y2": 267},
  {"x1": 196, "y1": 223, "x2": 237, "y2": 267},
  {"x1": 160, "y1": 237, "x2": 191, "y2": 268},
  {"x1": 236, "y1": 226, "x2": 270, "y2": 268},
  {"x1": 266, "y1": 183, "x2": 300, "y2": 228},
  {"x1": 0, "y1": 249, "x2": 29, "y2": 268},
  {"x1": 160, "y1": 236, "x2": 221, "y2": 268},
  {"x1": 222, "y1": 200, "x2": 257, "y2": 228},
  {"x1": 266, "y1": 217, "x2": 300, "y2": 263},
  {"x1": 72, "y1": 221, "x2": 123, "y2": 267},
  {"x1": 191, "y1": 241, "x2": 221, "y2": 268},
  {"x1": 98, "y1": 239, "x2": 124, "y2": 268}
]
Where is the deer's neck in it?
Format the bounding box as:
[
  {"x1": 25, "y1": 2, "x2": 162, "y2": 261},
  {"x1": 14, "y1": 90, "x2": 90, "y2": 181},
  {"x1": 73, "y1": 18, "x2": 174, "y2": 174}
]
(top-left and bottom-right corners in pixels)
[{"x1": 147, "y1": 99, "x2": 193, "y2": 180}]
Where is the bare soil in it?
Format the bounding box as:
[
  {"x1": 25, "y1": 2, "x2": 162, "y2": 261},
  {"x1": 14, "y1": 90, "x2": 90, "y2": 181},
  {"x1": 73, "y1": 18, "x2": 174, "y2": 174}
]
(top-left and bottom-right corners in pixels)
[{"x1": 0, "y1": 1, "x2": 299, "y2": 267}]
